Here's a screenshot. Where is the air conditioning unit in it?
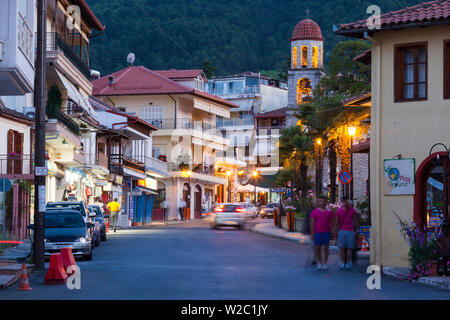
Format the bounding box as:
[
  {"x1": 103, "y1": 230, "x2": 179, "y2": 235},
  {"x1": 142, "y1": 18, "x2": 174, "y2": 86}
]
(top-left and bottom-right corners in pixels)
[{"x1": 23, "y1": 106, "x2": 35, "y2": 119}]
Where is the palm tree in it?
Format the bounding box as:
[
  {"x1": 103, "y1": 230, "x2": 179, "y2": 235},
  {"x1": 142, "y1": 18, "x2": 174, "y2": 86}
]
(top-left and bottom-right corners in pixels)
[{"x1": 279, "y1": 126, "x2": 314, "y2": 210}]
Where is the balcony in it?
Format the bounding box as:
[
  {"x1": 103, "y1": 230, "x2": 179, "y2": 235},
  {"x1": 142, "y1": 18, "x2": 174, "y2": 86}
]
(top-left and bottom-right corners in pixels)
[
  {"x1": 145, "y1": 156, "x2": 168, "y2": 177},
  {"x1": 46, "y1": 32, "x2": 91, "y2": 80},
  {"x1": 255, "y1": 126, "x2": 286, "y2": 138},
  {"x1": 47, "y1": 109, "x2": 80, "y2": 136},
  {"x1": 110, "y1": 153, "x2": 145, "y2": 174},
  {"x1": 207, "y1": 85, "x2": 260, "y2": 97},
  {"x1": 217, "y1": 117, "x2": 254, "y2": 128},
  {"x1": 167, "y1": 162, "x2": 226, "y2": 185},
  {"x1": 83, "y1": 153, "x2": 109, "y2": 175},
  {"x1": 0, "y1": 4, "x2": 34, "y2": 95},
  {"x1": 0, "y1": 154, "x2": 34, "y2": 179}
]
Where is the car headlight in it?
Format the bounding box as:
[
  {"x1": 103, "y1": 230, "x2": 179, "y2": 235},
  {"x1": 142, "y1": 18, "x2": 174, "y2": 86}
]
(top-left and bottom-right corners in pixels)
[
  {"x1": 75, "y1": 237, "x2": 89, "y2": 243},
  {"x1": 44, "y1": 238, "x2": 49, "y2": 243}
]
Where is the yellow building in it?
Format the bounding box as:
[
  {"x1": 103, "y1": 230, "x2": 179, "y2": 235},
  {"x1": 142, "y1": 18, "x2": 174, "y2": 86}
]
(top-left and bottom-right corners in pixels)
[
  {"x1": 337, "y1": 0, "x2": 450, "y2": 268},
  {"x1": 93, "y1": 66, "x2": 239, "y2": 220}
]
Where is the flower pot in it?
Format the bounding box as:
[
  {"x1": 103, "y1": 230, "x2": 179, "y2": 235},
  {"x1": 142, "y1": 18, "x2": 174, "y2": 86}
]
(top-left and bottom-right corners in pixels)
[{"x1": 427, "y1": 260, "x2": 438, "y2": 277}]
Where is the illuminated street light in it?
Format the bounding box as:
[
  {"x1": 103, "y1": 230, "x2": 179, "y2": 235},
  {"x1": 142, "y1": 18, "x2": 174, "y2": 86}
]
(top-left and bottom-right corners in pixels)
[
  {"x1": 347, "y1": 126, "x2": 357, "y2": 137},
  {"x1": 253, "y1": 170, "x2": 259, "y2": 177},
  {"x1": 316, "y1": 138, "x2": 322, "y2": 146}
]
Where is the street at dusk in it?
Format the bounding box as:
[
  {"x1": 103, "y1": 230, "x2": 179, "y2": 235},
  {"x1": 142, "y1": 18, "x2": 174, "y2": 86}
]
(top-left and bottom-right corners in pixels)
[
  {"x1": 0, "y1": 220, "x2": 448, "y2": 300},
  {"x1": 1, "y1": 0, "x2": 450, "y2": 310}
]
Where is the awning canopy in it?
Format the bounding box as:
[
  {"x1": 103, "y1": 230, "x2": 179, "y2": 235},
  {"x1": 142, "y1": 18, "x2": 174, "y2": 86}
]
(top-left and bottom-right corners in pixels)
[
  {"x1": 236, "y1": 184, "x2": 270, "y2": 193},
  {"x1": 56, "y1": 70, "x2": 98, "y2": 120}
]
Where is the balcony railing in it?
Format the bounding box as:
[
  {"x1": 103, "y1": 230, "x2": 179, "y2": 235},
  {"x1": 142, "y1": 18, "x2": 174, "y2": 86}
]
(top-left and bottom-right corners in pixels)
[
  {"x1": 84, "y1": 153, "x2": 109, "y2": 169},
  {"x1": 256, "y1": 126, "x2": 286, "y2": 137},
  {"x1": 147, "y1": 118, "x2": 219, "y2": 133},
  {"x1": 217, "y1": 117, "x2": 254, "y2": 128},
  {"x1": 110, "y1": 153, "x2": 145, "y2": 173},
  {"x1": 167, "y1": 163, "x2": 215, "y2": 176},
  {"x1": 145, "y1": 156, "x2": 168, "y2": 175},
  {"x1": 46, "y1": 32, "x2": 91, "y2": 80},
  {"x1": 47, "y1": 109, "x2": 80, "y2": 136},
  {"x1": 0, "y1": 154, "x2": 34, "y2": 176},
  {"x1": 207, "y1": 85, "x2": 260, "y2": 96}
]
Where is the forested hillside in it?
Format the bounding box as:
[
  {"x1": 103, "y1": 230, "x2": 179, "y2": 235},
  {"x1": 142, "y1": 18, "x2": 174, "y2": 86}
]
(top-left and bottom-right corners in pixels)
[{"x1": 86, "y1": 0, "x2": 423, "y2": 76}]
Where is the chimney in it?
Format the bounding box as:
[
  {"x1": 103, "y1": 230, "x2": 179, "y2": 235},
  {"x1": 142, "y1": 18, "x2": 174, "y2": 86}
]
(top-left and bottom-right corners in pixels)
[{"x1": 108, "y1": 76, "x2": 115, "y2": 85}]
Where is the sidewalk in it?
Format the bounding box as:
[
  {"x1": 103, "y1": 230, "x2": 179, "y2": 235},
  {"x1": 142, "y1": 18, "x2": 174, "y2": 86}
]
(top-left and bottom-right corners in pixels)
[
  {"x1": 0, "y1": 240, "x2": 32, "y2": 263},
  {"x1": 251, "y1": 219, "x2": 371, "y2": 259},
  {"x1": 251, "y1": 220, "x2": 450, "y2": 291}
]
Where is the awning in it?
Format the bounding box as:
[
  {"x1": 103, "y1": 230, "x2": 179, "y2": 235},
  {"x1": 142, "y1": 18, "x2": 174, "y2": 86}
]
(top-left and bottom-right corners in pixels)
[
  {"x1": 194, "y1": 99, "x2": 230, "y2": 118},
  {"x1": 56, "y1": 70, "x2": 98, "y2": 120},
  {"x1": 135, "y1": 186, "x2": 158, "y2": 195}
]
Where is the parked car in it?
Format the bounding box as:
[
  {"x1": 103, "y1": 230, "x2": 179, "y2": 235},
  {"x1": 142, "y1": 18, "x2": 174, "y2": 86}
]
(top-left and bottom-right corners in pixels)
[
  {"x1": 210, "y1": 203, "x2": 253, "y2": 230},
  {"x1": 46, "y1": 201, "x2": 96, "y2": 248},
  {"x1": 260, "y1": 203, "x2": 280, "y2": 219},
  {"x1": 29, "y1": 209, "x2": 94, "y2": 260},
  {"x1": 239, "y1": 202, "x2": 258, "y2": 219},
  {"x1": 88, "y1": 204, "x2": 107, "y2": 241}
]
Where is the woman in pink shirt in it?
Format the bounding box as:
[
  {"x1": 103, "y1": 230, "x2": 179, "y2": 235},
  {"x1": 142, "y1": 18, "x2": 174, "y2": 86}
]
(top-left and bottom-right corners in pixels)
[{"x1": 310, "y1": 197, "x2": 334, "y2": 271}]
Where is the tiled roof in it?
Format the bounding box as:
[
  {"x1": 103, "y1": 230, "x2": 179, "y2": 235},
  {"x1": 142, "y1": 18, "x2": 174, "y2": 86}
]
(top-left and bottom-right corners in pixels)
[
  {"x1": 154, "y1": 69, "x2": 205, "y2": 80},
  {"x1": 255, "y1": 107, "x2": 288, "y2": 119},
  {"x1": 336, "y1": 0, "x2": 450, "y2": 37},
  {"x1": 88, "y1": 96, "x2": 158, "y2": 131},
  {"x1": 71, "y1": 0, "x2": 104, "y2": 31},
  {"x1": 291, "y1": 19, "x2": 324, "y2": 41},
  {"x1": 353, "y1": 49, "x2": 371, "y2": 65},
  {"x1": 92, "y1": 66, "x2": 193, "y2": 96},
  {"x1": 92, "y1": 66, "x2": 238, "y2": 108}
]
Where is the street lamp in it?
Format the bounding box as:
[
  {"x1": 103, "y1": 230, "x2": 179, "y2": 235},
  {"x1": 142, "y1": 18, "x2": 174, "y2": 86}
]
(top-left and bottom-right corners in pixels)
[
  {"x1": 315, "y1": 138, "x2": 322, "y2": 197},
  {"x1": 253, "y1": 170, "x2": 259, "y2": 204},
  {"x1": 226, "y1": 170, "x2": 232, "y2": 202},
  {"x1": 348, "y1": 126, "x2": 356, "y2": 200}
]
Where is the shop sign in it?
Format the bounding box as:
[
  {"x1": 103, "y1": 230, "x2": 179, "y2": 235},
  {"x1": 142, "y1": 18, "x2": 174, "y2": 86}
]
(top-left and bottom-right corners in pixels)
[
  {"x1": 383, "y1": 158, "x2": 415, "y2": 195},
  {"x1": 137, "y1": 178, "x2": 158, "y2": 190},
  {"x1": 103, "y1": 183, "x2": 112, "y2": 192},
  {"x1": 115, "y1": 175, "x2": 123, "y2": 185},
  {"x1": 35, "y1": 167, "x2": 48, "y2": 176},
  {"x1": 270, "y1": 188, "x2": 286, "y2": 193}
]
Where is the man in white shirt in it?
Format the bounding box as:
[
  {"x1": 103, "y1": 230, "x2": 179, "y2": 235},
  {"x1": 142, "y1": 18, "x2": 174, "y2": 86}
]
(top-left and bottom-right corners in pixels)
[
  {"x1": 162, "y1": 199, "x2": 170, "y2": 221},
  {"x1": 178, "y1": 198, "x2": 186, "y2": 221}
]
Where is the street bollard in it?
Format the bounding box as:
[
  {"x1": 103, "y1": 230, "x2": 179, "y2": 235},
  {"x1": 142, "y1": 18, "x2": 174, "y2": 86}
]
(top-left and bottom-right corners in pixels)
[{"x1": 274, "y1": 209, "x2": 278, "y2": 226}]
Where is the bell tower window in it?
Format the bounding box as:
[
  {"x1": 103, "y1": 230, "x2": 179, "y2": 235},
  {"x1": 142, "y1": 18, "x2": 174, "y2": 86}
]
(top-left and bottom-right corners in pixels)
[
  {"x1": 301, "y1": 46, "x2": 308, "y2": 67},
  {"x1": 312, "y1": 46, "x2": 319, "y2": 68},
  {"x1": 292, "y1": 47, "x2": 298, "y2": 68}
]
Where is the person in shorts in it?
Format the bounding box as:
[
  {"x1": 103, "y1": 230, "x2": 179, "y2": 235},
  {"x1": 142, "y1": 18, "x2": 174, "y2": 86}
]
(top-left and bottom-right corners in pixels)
[
  {"x1": 335, "y1": 199, "x2": 359, "y2": 270},
  {"x1": 310, "y1": 197, "x2": 334, "y2": 271}
]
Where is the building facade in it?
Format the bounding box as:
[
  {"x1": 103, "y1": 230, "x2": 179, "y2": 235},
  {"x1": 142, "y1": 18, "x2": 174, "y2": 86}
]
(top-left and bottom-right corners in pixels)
[{"x1": 337, "y1": 0, "x2": 450, "y2": 268}]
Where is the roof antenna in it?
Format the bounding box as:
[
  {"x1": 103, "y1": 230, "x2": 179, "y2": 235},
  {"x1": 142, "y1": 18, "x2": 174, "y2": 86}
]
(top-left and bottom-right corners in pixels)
[{"x1": 127, "y1": 53, "x2": 136, "y2": 66}]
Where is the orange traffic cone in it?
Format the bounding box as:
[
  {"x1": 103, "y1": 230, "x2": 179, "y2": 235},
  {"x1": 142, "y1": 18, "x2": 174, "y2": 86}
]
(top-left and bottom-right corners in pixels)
[
  {"x1": 361, "y1": 236, "x2": 369, "y2": 252},
  {"x1": 44, "y1": 253, "x2": 68, "y2": 284},
  {"x1": 18, "y1": 263, "x2": 32, "y2": 291}
]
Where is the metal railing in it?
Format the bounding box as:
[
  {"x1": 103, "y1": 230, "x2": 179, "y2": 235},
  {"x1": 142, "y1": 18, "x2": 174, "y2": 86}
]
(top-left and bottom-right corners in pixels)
[
  {"x1": 147, "y1": 118, "x2": 219, "y2": 133},
  {"x1": 255, "y1": 126, "x2": 286, "y2": 136},
  {"x1": 110, "y1": 153, "x2": 145, "y2": 172},
  {"x1": 47, "y1": 109, "x2": 80, "y2": 136},
  {"x1": 83, "y1": 153, "x2": 109, "y2": 169},
  {"x1": 145, "y1": 156, "x2": 168, "y2": 174},
  {"x1": 0, "y1": 154, "x2": 34, "y2": 176},
  {"x1": 167, "y1": 163, "x2": 215, "y2": 175},
  {"x1": 217, "y1": 117, "x2": 254, "y2": 127},
  {"x1": 206, "y1": 85, "x2": 260, "y2": 96},
  {"x1": 46, "y1": 32, "x2": 90, "y2": 79}
]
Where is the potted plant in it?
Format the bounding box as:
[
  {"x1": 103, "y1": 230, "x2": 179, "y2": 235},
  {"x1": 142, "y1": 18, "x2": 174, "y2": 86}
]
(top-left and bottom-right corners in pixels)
[{"x1": 395, "y1": 214, "x2": 442, "y2": 279}]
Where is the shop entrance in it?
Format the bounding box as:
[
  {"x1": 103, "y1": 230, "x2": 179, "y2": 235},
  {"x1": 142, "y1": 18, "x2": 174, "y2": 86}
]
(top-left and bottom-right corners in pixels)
[{"x1": 194, "y1": 185, "x2": 202, "y2": 219}]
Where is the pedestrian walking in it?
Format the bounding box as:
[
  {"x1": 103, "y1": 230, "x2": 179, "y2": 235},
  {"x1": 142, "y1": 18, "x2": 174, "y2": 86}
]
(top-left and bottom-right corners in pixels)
[
  {"x1": 335, "y1": 199, "x2": 359, "y2": 270},
  {"x1": 178, "y1": 198, "x2": 186, "y2": 221},
  {"x1": 106, "y1": 198, "x2": 121, "y2": 232},
  {"x1": 162, "y1": 199, "x2": 170, "y2": 221},
  {"x1": 310, "y1": 197, "x2": 334, "y2": 271}
]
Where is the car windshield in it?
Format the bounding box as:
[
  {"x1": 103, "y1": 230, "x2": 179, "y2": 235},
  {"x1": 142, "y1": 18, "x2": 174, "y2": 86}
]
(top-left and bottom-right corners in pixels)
[
  {"x1": 266, "y1": 203, "x2": 278, "y2": 208},
  {"x1": 45, "y1": 212, "x2": 85, "y2": 228},
  {"x1": 47, "y1": 203, "x2": 86, "y2": 216}
]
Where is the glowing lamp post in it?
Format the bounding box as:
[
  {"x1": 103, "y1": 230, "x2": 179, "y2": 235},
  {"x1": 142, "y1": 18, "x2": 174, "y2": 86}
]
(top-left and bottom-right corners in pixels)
[
  {"x1": 348, "y1": 126, "x2": 357, "y2": 200},
  {"x1": 253, "y1": 171, "x2": 259, "y2": 204},
  {"x1": 226, "y1": 170, "x2": 232, "y2": 202}
]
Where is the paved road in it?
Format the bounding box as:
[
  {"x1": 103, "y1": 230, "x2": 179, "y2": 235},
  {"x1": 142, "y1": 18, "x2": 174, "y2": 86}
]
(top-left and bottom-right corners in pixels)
[{"x1": 1, "y1": 219, "x2": 449, "y2": 300}]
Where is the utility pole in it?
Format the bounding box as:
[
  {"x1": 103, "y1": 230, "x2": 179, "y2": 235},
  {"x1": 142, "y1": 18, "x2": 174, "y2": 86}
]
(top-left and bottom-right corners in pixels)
[{"x1": 33, "y1": 0, "x2": 47, "y2": 270}]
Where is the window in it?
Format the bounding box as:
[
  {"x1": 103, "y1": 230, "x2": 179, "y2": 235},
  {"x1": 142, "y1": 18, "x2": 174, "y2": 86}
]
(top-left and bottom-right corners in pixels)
[
  {"x1": 444, "y1": 40, "x2": 450, "y2": 99},
  {"x1": 312, "y1": 46, "x2": 319, "y2": 68},
  {"x1": 7, "y1": 130, "x2": 24, "y2": 174},
  {"x1": 152, "y1": 147, "x2": 160, "y2": 159},
  {"x1": 141, "y1": 107, "x2": 162, "y2": 126},
  {"x1": 394, "y1": 43, "x2": 427, "y2": 102},
  {"x1": 292, "y1": 46, "x2": 298, "y2": 68},
  {"x1": 301, "y1": 46, "x2": 308, "y2": 67}
]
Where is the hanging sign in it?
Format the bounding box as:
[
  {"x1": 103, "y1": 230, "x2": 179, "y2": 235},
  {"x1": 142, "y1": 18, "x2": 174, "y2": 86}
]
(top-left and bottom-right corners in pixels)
[{"x1": 383, "y1": 158, "x2": 415, "y2": 195}]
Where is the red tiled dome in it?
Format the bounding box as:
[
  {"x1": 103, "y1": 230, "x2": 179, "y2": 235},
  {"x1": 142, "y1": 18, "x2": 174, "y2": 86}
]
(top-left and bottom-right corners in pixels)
[{"x1": 291, "y1": 19, "x2": 324, "y2": 41}]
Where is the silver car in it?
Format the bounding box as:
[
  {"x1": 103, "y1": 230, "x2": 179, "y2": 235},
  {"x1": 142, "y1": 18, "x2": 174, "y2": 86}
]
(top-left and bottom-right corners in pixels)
[{"x1": 211, "y1": 203, "x2": 250, "y2": 229}]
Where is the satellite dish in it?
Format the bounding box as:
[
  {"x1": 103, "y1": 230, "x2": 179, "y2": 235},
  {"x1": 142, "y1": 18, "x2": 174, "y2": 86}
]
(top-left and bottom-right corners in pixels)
[{"x1": 127, "y1": 53, "x2": 135, "y2": 66}]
